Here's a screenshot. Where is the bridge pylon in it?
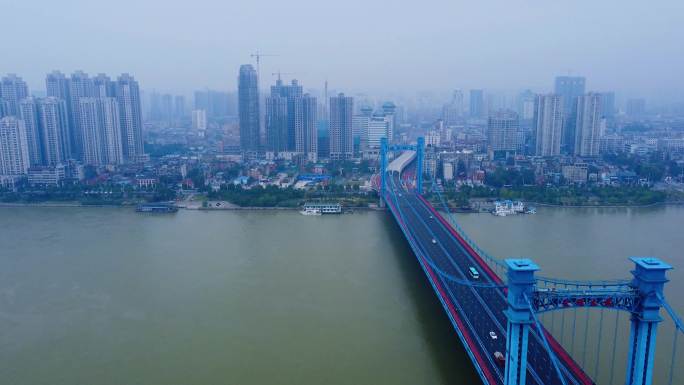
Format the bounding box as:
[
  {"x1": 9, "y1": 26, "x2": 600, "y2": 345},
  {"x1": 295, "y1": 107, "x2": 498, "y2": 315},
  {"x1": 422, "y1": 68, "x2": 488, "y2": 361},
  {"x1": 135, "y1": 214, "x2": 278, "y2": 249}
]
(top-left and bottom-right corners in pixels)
[
  {"x1": 504, "y1": 259, "x2": 539, "y2": 385},
  {"x1": 625, "y1": 257, "x2": 671, "y2": 385}
]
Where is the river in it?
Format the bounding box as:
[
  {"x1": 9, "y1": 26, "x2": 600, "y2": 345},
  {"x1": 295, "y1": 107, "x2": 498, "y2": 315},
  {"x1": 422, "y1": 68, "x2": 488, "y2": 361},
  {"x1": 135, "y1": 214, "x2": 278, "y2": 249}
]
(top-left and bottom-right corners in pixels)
[{"x1": 0, "y1": 205, "x2": 682, "y2": 384}]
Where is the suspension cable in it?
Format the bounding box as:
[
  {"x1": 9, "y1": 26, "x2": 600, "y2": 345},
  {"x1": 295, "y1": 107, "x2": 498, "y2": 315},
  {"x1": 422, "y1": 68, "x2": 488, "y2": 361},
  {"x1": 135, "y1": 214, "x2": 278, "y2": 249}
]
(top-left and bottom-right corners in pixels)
[
  {"x1": 594, "y1": 308, "x2": 604, "y2": 380},
  {"x1": 571, "y1": 308, "x2": 578, "y2": 355},
  {"x1": 657, "y1": 294, "x2": 683, "y2": 385},
  {"x1": 582, "y1": 309, "x2": 590, "y2": 367},
  {"x1": 668, "y1": 329, "x2": 679, "y2": 385},
  {"x1": 386, "y1": 176, "x2": 503, "y2": 289},
  {"x1": 560, "y1": 309, "x2": 566, "y2": 346},
  {"x1": 608, "y1": 311, "x2": 619, "y2": 385},
  {"x1": 525, "y1": 295, "x2": 568, "y2": 385}
]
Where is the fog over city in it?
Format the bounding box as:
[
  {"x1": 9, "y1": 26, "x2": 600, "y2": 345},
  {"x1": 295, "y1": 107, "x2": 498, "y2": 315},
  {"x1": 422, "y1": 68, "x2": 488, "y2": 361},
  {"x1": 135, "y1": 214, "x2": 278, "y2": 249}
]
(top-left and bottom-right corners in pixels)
[{"x1": 3, "y1": 0, "x2": 683, "y2": 101}]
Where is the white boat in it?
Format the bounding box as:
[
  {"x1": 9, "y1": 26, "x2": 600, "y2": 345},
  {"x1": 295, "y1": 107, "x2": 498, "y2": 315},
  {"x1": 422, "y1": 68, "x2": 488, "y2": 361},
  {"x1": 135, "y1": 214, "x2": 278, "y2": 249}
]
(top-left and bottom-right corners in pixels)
[
  {"x1": 300, "y1": 207, "x2": 322, "y2": 216},
  {"x1": 492, "y1": 200, "x2": 525, "y2": 216},
  {"x1": 302, "y1": 202, "x2": 342, "y2": 214}
]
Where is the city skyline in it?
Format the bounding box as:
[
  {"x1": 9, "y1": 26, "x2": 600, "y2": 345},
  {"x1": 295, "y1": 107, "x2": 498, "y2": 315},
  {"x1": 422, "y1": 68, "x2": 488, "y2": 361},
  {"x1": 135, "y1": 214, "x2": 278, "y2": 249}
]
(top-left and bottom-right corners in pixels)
[
  {"x1": 2, "y1": 0, "x2": 683, "y2": 102},
  {"x1": 1, "y1": 3, "x2": 684, "y2": 385}
]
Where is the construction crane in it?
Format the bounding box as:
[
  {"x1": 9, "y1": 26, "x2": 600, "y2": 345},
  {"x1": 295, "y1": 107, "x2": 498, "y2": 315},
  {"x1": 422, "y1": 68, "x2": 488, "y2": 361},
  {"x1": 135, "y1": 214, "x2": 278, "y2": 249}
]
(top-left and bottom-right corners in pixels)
[
  {"x1": 250, "y1": 50, "x2": 278, "y2": 79},
  {"x1": 271, "y1": 71, "x2": 295, "y2": 82}
]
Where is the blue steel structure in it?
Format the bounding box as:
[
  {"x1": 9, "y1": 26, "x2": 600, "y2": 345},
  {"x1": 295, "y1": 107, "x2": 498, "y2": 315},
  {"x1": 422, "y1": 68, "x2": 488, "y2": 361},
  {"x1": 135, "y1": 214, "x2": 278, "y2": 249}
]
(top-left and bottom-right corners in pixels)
[
  {"x1": 505, "y1": 259, "x2": 538, "y2": 385},
  {"x1": 380, "y1": 137, "x2": 424, "y2": 197},
  {"x1": 379, "y1": 140, "x2": 682, "y2": 385}
]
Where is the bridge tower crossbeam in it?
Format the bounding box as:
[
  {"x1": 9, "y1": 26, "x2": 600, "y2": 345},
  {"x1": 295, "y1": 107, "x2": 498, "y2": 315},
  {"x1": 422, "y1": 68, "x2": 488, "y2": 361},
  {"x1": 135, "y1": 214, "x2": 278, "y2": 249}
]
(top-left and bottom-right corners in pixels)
[
  {"x1": 379, "y1": 136, "x2": 424, "y2": 197},
  {"x1": 503, "y1": 257, "x2": 673, "y2": 385}
]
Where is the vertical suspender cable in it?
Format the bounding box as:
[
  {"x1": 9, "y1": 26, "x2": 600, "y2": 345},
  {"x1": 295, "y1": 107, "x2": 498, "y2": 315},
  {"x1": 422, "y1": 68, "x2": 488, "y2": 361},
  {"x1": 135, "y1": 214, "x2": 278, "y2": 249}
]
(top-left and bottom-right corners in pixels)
[
  {"x1": 571, "y1": 307, "x2": 578, "y2": 355},
  {"x1": 668, "y1": 329, "x2": 679, "y2": 385},
  {"x1": 560, "y1": 309, "x2": 566, "y2": 346},
  {"x1": 594, "y1": 308, "x2": 604, "y2": 380},
  {"x1": 609, "y1": 311, "x2": 620, "y2": 385},
  {"x1": 582, "y1": 308, "x2": 590, "y2": 367}
]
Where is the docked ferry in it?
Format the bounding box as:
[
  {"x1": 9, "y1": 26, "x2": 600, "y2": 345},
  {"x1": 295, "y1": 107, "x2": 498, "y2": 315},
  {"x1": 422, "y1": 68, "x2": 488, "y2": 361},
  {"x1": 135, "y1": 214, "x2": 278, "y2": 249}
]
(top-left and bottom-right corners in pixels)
[
  {"x1": 492, "y1": 200, "x2": 525, "y2": 216},
  {"x1": 135, "y1": 203, "x2": 178, "y2": 213},
  {"x1": 301, "y1": 202, "x2": 342, "y2": 215},
  {"x1": 300, "y1": 206, "x2": 323, "y2": 215}
]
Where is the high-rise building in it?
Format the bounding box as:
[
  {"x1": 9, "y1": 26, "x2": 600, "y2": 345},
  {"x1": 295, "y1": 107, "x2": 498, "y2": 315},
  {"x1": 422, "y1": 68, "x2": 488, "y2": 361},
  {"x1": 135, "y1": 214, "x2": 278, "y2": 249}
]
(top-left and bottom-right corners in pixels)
[
  {"x1": 192, "y1": 109, "x2": 207, "y2": 131},
  {"x1": 194, "y1": 90, "x2": 233, "y2": 119},
  {"x1": 317, "y1": 120, "x2": 329, "y2": 159},
  {"x1": 265, "y1": 92, "x2": 288, "y2": 153},
  {"x1": 443, "y1": 90, "x2": 464, "y2": 126},
  {"x1": 329, "y1": 93, "x2": 353, "y2": 160},
  {"x1": 574, "y1": 93, "x2": 603, "y2": 157},
  {"x1": 46, "y1": 71, "x2": 71, "y2": 100},
  {"x1": 238, "y1": 65, "x2": 260, "y2": 154},
  {"x1": 300, "y1": 94, "x2": 318, "y2": 161},
  {"x1": 18, "y1": 97, "x2": 44, "y2": 166},
  {"x1": 78, "y1": 98, "x2": 103, "y2": 165},
  {"x1": 174, "y1": 95, "x2": 186, "y2": 119},
  {"x1": 161, "y1": 94, "x2": 173, "y2": 121},
  {"x1": 487, "y1": 110, "x2": 519, "y2": 157},
  {"x1": 0, "y1": 74, "x2": 29, "y2": 117},
  {"x1": 601, "y1": 92, "x2": 616, "y2": 121},
  {"x1": 533, "y1": 94, "x2": 564, "y2": 156},
  {"x1": 79, "y1": 97, "x2": 124, "y2": 165},
  {"x1": 381, "y1": 101, "x2": 396, "y2": 143},
  {"x1": 69, "y1": 71, "x2": 95, "y2": 159},
  {"x1": 115, "y1": 74, "x2": 144, "y2": 161},
  {"x1": 0, "y1": 116, "x2": 30, "y2": 175},
  {"x1": 0, "y1": 99, "x2": 9, "y2": 118},
  {"x1": 38, "y1": 97, "x2": 70, "y2": 165},
  {"x1": 367, "y1": 114, "x2": 390, "y2": 148},
  {"x1": 352, "y1": 114, "x2": 369, "y2": 153},
  {"x1": 469, "y1": 89, "x2": 485, "y2": 118},
  {"x1": 99, "y1": 98, "x2": 124, "y2": 165},
  {"x1": 518, "y1": 90, "x2": 536, "y2": 122},
  {"x1": 45, "y1": 71, "x2": 72, "y2": 153},
  {"x1": 626, "y1": 98, "x2": 646, "y2": 117},
  {"x1": 149, "y1": 91, "x2": 163, "y2": 121},
  {"x1": 554, "y1": 76, "x2": 586, "y2": 112},
  {"x1": 265, "y1": 78, "x2": 304, "y2": 153},
  {"x1": 93, "y1": 74, "x2": 115, "y2": 98},
  {"x1": 554, "y1": 76, "x2": 586, "y2": 152}
]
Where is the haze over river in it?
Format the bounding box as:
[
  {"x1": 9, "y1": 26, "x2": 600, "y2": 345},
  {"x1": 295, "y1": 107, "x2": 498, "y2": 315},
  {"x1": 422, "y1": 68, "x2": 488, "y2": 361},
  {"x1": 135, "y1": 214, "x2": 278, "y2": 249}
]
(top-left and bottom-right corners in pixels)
[{"x1": 0, "y1": 205, "x2": 682, "y2": 384}]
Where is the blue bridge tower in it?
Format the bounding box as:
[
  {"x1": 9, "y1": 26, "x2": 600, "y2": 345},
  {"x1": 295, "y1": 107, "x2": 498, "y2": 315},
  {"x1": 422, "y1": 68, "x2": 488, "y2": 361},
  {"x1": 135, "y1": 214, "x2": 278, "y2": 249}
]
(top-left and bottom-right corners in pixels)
[
  {"x1": 625, "y1": 257, "x2": 671, "y2": 385},
  {"x1": 504, "y1": 259, "x2": 539, "y2": 385}
]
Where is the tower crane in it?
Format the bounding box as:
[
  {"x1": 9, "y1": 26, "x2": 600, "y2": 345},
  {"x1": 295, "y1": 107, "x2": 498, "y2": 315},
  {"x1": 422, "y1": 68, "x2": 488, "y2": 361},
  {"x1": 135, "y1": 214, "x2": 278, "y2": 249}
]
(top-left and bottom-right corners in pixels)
[{"x1": 250, "y1": 50, "x2": 278, "y2": 79}]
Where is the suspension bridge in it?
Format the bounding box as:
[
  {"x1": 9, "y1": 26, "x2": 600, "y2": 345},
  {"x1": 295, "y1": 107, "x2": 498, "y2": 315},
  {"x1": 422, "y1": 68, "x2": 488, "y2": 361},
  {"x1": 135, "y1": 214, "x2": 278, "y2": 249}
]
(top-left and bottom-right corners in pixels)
[{"x1": 377, "y1": 137, "x2": 683, "y2": 385}]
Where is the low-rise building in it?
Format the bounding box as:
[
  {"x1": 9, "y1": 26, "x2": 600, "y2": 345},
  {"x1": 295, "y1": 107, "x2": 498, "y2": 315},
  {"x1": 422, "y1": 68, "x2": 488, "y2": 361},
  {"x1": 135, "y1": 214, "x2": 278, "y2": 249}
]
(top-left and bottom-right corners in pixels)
[
  {"x1": 562, "y1": 163, "x2": 588, "y2": 184},
  {"x1": 27, "y1": 165, "x2": 66, "y2": 186}
]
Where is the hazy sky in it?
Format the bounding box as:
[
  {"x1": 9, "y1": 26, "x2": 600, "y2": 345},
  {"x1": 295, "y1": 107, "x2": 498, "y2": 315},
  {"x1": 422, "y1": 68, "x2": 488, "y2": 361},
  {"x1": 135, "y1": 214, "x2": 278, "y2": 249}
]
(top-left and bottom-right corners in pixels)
[{"x1": 2, "y1": 0, "x2": 683, "y2": 100}]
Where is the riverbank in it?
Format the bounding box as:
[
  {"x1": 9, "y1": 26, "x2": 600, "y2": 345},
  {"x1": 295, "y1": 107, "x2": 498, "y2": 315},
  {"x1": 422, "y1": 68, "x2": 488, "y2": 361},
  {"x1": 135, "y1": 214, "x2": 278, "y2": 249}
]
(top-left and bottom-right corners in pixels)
[
  {"x1": 0, "y1": 201, "x2": 100, "y2": 207},
  {"x1": 0, "y1": 201, "x2": 387, "y2": 211},
  {"x1": 519, "y1": 199, "x2": 684, "y2": 209}
]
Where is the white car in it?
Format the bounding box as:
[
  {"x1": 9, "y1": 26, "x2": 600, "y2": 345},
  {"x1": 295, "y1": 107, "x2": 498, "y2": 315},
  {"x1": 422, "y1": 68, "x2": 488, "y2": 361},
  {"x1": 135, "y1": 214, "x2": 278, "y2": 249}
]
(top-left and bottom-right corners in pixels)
[
  {"x1": 431, "y1": 238, "x2": 437, "y2": 244},
  {"x1": 489, "y1": 331, "x2": 498, "y2": 340},
  {"x1": 429, "y1": 215, "x2": 434, "y2": 219}
]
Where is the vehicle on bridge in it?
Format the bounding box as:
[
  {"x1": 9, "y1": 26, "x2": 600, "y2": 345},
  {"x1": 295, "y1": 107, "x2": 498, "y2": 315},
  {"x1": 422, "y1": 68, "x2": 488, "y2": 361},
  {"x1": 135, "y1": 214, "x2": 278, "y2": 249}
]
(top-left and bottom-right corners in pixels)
[{"x1": 494, "y1": 351, "x2": 505, "y2": 366}]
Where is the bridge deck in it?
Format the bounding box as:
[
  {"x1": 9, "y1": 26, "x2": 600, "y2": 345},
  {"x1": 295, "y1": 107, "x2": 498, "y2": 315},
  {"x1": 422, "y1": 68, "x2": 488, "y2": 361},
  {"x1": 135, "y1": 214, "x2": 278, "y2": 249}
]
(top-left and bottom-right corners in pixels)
[{"x1": 384, "y1": 174, "x2": 593, "y2": 385}]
